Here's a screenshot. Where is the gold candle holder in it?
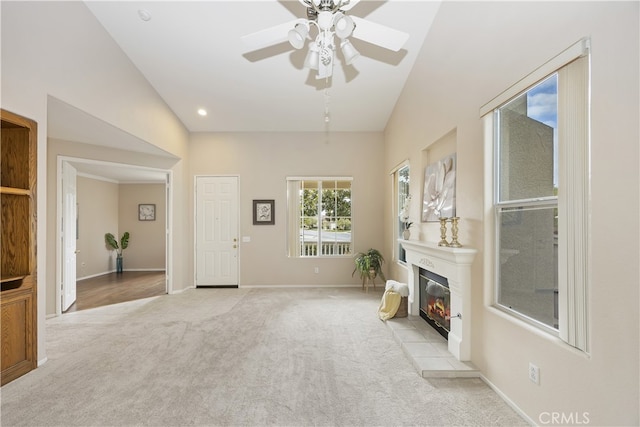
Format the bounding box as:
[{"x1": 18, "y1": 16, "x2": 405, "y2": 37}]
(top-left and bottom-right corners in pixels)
[
  {"x1": 448, "y1": 217, "x2": 462, "y2": 248},
  {"x1": 438, "y1": 217, "x2": 449, "y2": 247}
]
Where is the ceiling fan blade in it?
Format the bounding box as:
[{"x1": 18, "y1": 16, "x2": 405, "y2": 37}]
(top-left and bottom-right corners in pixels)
[
  {"x1": 297, "y1": 0, "x2": 315, "y2": 8},
  {"x1": 338, "y1": 0, "x2": 361, "y2": 12},
  {"x1": 241, "y1": 19, "x2": 303, "y2": 51},
  {"x1": 350, "y1": 16, "x2": 409, "y2": 52}
]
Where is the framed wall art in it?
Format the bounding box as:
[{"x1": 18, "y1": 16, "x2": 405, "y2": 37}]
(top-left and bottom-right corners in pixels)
[
  {"x1": 253, "y1": 199, "x2": 274, "y2": 225},
  {"x1": 422, "y1": 154, "x2": 457, "y2": 222},
  {"x1": 139, "y1": 203, "x2": 156, "y2": 221}
]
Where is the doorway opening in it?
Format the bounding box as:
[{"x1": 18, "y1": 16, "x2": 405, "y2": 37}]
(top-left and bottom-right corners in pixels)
[{"x1": 57, "y1": 157, "x2": 171, "y2": 315}]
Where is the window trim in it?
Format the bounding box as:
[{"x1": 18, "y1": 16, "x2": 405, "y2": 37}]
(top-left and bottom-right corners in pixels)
[
  {"x1": 482, "y1": 38, "x2": 591, "y2": 352},
  {"x1": 286, "y1": 176, "x2": 353, "y2": 258},
  {"x1": 390, "y1": 161, "x2": 410, "y2": 264}
]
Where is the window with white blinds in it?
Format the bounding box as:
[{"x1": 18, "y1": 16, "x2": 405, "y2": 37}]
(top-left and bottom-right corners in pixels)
[{"x1": 482, "y1": 39, "x2": 591, "y2": 352}]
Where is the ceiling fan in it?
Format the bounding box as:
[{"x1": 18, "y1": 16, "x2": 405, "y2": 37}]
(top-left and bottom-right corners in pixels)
[{"x1": 241, "y1": 0, "x2": 410, "y2": 80}]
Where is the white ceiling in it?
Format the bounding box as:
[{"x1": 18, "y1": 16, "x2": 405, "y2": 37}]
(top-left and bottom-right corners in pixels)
[
  {"x1": 83, "y1": 0, "x2": 442, "y2": 133},
  {"x1": 49, "y1": 1, "x2": 440, "y2": 184}
]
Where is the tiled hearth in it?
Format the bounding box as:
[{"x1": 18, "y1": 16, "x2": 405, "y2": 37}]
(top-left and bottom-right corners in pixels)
[{"x1": 385, "y1": 315, "x2": 479, "y2": 378}]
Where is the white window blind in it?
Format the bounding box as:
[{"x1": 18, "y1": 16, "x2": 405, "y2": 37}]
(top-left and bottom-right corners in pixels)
[{"x1": 483, "y1": 38, "x2": 590, "y2": 352}]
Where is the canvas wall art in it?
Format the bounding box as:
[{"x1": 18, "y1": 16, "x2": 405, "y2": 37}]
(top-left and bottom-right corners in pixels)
[{"x1": 422, "y1": 154, "x2": 456, "y2": 222}]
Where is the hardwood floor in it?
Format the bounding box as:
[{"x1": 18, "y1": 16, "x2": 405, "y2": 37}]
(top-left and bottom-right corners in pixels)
[{"x1": 64, "y1": 271, "x2": 166, "y2": 313}]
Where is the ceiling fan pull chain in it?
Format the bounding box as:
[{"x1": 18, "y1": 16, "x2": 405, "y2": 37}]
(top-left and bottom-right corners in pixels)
[{"x1": 324, "y1": 87, "x2": 331, "y2": 123}]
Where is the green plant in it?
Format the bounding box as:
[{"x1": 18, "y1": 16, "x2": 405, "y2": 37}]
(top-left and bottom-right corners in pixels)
[
  {"x1": 352, "y1": 248, "x2": 386, "y2": 282},
  {"x1": 105, "y1": 232, "x2": 130, "y2": 257}
]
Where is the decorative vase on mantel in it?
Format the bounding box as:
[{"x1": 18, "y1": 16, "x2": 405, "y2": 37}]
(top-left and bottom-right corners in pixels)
[{"x1": 402, "y1": 229, "x2": 411, "y2": 240}]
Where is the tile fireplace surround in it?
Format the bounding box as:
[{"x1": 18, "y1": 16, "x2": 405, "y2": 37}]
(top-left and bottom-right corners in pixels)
[{"x1": 400, "y1": 239, "x2": 477, "y2": 361}]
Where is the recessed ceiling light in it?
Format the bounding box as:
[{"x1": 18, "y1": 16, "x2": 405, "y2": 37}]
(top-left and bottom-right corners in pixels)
[
  {"x1": 138, "y1": 9, "x2": 152, "y2": 22},
  {"x1": 197, "y1": 109, "x2": 207, "y2": 117}
]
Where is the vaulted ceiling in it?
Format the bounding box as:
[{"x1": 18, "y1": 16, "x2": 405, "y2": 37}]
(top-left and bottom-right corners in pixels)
[
  {"x1": 47, "y1": 1, "x2": 441, "y2": 183},
  {"x1": 84, "y1": 0, "x2": 441, "y2": 133}
]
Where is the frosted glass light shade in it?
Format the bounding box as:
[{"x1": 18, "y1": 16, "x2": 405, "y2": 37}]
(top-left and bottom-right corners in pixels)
[
  {"x1": 341, "y1": 39, "x2": 360, "y2": 65},
  {"x1": 288, "y1": 24, "x2": 308, "y2": 49},
  {"x1": 335, "y1": 14, "x2": 355, "y2": 39},
  {"x1": 304, "y1": 42, "x2": 319, "y2": 70}
]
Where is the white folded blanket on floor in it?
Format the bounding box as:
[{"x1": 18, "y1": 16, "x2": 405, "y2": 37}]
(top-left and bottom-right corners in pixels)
[{"x1": 384, "y1": 280, "x2": 409, "y2": 297}]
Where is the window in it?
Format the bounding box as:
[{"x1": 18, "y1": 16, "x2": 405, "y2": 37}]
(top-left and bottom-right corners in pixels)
[
  {"x1": 393, "y1": 164, "x2": 410, "y2": 262},
  {"x1": 482, "y1": 39, "x2": 590, "y2": 351},
  {"x1": 287, "y1": 178, "x2": 352, "y2": 257},
  {"x1": 495, "y1": 74, "x2": 559, "y2": 329}
]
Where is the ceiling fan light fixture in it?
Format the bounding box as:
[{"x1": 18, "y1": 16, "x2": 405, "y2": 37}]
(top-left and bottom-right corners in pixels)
[
  {"x1": 340, "y1": 39, "x2": 360, "y2": 65},
  {"x1": 334, "y1": 13, "x2": 355, "y2": 39},
  {"x1": 288, "y1": 23, "x2": 309, "y2": 49},
  {"x1": 304, "y1": 42, "x2": 320, "y2": 70}
]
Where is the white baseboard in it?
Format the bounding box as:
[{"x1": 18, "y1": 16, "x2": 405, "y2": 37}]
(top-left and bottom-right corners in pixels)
[
  {"x1": 238, "y1": 284, "x2": 362, "y2": 289},
  {"x1": 77, "y1": 271, "x2": 112, "y2": 281},
  {"x1": 480, "y1": 374, "x2": 536, "y2": 426},
  {"x1": 77, "y1": 269, "x2": 166, "y2": 281},
  {"x1": 38, "y1": 357, "x2": 48, "y2": 367},
  {"x1": 169, "y1": 285, "x2": 195, "y2": 295}
]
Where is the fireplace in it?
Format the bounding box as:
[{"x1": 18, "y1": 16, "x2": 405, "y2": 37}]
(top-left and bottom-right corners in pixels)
[
  {"x1": 400, "y1": 240, "x2": 477, "y2": 361},
  {"x1": 419, "y1": 268, "x2": 450, "y2": 339}
]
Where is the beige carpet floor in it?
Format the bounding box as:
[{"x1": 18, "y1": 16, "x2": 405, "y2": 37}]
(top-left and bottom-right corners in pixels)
[{"x1": 0, "y1": 287, "x2": 525, "y2": 426}]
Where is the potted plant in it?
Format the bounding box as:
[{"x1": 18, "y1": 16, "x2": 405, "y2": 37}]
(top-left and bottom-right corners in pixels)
[
  {"x1": 400, "y1": 195, "x2": 413, "y2": 239},
  {"x1": 105, "y1": 232, "x2": 130, "y2": 274},
  {"x1": 352, "y1": 248, "x2": 386, "y2": 290}
]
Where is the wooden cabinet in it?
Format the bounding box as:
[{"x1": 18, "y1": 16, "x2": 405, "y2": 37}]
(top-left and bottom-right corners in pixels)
[{"x1": 1, "y1": 109, "x2": 37, "y2": 386}]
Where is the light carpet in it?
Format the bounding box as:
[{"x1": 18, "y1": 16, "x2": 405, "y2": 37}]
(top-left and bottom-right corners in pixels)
[{"x1": 0, "y1": 287, "x2": 526, "y2": 426}]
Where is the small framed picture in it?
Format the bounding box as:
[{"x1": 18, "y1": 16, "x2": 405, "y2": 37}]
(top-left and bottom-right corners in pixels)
[
  {"x1": 138, "y1": 204, "x2": 156, "y2": 221},
  {"x1": 253, "y1": 199, "x2": 274, "y2": 225}
]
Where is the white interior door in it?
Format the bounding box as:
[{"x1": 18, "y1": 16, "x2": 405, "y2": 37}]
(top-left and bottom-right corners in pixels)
[
  {"x1": 62, "y1": 162, "x2": 77, "y2": 311},
  {"x1": 195, "y1": 176, "x2": 239, "y2": 287}
]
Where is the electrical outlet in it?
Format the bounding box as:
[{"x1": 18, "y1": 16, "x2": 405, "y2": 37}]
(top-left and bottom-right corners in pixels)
[
  {"x1": 314, "y1": 267, "x2": 319, "y2": 274},
  {"x1": 529, "y1": 362, "x2": 540, "y2": 384}
]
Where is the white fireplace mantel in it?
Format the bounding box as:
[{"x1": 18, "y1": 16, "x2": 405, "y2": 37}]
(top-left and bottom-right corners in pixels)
[{"x1": 399, "y1": 239, "x2": 477, "y2": 361}]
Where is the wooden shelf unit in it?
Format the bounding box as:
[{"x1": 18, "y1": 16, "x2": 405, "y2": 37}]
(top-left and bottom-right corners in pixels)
[{"x1": 1, "y1": 109, "x2": 37, "y2": 386}]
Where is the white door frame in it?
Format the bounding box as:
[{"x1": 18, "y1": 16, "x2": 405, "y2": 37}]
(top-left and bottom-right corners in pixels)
[
  {"x1": 61, "y1": 161, "x2": 77, "y2": 311},
  {"x1": 56, "y1": 156, "x2": 172, "y2": 315},
  {"x1": 193, "y1": 175, "x2": 240, "y2": 287}
]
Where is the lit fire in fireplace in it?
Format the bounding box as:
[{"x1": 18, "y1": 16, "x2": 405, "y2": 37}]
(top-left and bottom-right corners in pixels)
[
  {"x1": 426, "y1": 293, "x2": 450, "y2": 331},
  {"x1": 419, "y1": 268, "x2": 451, "y2": 338}
]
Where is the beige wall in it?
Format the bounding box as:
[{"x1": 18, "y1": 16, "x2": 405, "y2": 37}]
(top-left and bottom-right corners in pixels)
[
  {"x1": 385, "y1": 2, "x2": 638, "y2": 425},
  {"x1": 189, "y1": 132, "x2": 386, "y2": 286},
  {"x1": 118, "y1": 184, "x2": 166, "y2": 271},
  {"x1": 76, "y1": 176, "x2": 119, "y2": 278}
]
